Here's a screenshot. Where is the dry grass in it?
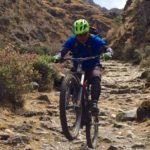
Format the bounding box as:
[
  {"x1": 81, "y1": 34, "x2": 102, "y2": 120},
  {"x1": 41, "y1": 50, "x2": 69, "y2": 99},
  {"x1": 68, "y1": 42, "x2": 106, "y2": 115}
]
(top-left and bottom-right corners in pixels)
[
  {"x1": 0, "y1": 44, "x2": 37, "y2": 110},
  {"x1": 0, "y1": 0, "x2": 112, "y2": 53}
]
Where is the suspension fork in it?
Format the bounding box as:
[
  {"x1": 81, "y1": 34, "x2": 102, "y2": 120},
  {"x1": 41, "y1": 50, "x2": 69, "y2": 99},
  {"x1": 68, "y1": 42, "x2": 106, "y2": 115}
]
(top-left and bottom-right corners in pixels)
[{"x1": 77, "y1": 73, "x2": 85, "y2": 105}]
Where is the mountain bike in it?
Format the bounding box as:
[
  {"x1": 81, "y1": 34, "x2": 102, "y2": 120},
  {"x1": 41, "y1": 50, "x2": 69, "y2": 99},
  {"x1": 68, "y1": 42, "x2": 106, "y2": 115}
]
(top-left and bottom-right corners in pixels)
[{"x1": 59, "y1": 56, "x2": 99, "y2": 148}]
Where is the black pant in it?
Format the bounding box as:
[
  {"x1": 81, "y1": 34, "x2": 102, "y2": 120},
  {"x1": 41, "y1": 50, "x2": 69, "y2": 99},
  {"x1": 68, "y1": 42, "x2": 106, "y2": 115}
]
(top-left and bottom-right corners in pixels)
[{"x1": 85, "y1": 66, "x2": 101, "y2": 102}]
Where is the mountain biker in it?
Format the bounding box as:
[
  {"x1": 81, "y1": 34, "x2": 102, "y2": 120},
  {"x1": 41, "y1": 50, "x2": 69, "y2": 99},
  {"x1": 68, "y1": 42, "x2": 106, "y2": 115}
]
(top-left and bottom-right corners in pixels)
[{"x1": 53, "y1": 19, "x2": 113, "y2": 113}]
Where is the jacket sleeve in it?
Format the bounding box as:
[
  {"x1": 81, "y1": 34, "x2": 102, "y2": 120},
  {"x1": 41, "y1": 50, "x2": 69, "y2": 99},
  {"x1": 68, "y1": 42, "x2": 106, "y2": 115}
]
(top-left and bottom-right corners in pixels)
[
  {"x1": 94, "y1": 35, "x2": 113, "y2": 55},
  {"x1": 59, "y1": 47, "x2": 70, "y2": 57},
  {"x1": 59, "y1": 35, "x2": 75, "y2": 57}
]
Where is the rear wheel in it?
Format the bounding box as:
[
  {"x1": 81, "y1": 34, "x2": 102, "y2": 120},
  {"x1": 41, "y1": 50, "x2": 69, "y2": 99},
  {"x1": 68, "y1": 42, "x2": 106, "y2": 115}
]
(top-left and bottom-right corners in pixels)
[
  {"x1": 86, "y1": 114, "x2": 99, "y2": 148},
  {"x1": 60, "y1": 74, "x2": 82, "y2": 140}
]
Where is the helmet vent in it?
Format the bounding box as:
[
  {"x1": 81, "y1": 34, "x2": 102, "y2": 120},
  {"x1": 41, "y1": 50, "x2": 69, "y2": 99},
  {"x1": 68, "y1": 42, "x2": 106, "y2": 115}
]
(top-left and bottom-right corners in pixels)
[{"x1": 73, "y1": 19, "x2": 89, "y2": 35}]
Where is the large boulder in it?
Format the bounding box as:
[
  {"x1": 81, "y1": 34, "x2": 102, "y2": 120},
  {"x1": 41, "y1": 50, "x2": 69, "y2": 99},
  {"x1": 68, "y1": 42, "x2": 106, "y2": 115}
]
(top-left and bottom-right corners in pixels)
[{"x1": 137, "y1": 101, "x2": 150, "y2": 122}]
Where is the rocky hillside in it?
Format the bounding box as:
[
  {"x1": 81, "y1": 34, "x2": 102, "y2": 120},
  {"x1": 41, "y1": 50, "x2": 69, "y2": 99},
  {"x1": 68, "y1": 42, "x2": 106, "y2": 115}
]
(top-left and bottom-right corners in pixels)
[
  {"x1": 83, "y1": 0, "x2": 95, "y2": 5},
  {"x1": 107, "y1": 0, "x2": 150, "y2": 67},
  {"x1": 0, "y1": 0, "x2": 112, "y2": 52},
  {"x1": 100, "y1": 7, "x2": 123, "y2": 19}
]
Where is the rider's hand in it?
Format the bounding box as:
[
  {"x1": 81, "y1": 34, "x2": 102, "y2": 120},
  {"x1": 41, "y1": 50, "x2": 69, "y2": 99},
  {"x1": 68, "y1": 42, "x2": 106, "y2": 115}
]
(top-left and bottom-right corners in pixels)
[
  {"x1": 100, "y1": 53, "x2": 112, "y2": 60},
  {"x1": 52, "y1": 53, "x2": 62, "y2": 63}
]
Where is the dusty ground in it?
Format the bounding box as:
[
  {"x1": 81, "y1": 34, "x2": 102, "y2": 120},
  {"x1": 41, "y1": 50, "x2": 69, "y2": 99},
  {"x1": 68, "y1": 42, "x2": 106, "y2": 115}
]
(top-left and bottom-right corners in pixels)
[{"x1": 0, "y1": 60, "x2": 150, "y2": 150}]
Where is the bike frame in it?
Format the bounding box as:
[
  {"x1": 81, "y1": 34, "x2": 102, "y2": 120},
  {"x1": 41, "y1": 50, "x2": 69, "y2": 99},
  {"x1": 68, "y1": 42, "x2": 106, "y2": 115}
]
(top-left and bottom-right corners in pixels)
[
  {"x1": 76, "y1": 62, "x2": 86, "y2": 105},
  {"x1": 59, "y1": 56, "x2": 100, "y2": 148},
  {"x1": 67, "y1": 56, "x2": 100, "y2": 109}
]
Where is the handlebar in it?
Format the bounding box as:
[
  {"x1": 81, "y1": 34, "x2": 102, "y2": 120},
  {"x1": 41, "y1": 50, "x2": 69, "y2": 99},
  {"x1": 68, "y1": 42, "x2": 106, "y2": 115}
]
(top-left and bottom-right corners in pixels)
[{"x1": 63, "y1": 55, "x2": 100, "y2": 62}]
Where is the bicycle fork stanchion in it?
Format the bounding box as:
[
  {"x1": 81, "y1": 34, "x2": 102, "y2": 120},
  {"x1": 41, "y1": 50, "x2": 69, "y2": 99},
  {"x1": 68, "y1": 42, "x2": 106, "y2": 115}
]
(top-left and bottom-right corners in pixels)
[{"x1": 77, "y1": 63, "x2": 85, "y2": 106}]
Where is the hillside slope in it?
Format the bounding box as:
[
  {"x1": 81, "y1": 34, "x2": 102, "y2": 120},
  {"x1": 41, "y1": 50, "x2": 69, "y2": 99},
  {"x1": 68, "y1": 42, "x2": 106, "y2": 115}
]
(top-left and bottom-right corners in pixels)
[
  {"x1": 0, "y1": 0, "x2": 112, "y2": 52},
  {"x1": 107, "y1": 0, "x2": 150, "y2": 66}
]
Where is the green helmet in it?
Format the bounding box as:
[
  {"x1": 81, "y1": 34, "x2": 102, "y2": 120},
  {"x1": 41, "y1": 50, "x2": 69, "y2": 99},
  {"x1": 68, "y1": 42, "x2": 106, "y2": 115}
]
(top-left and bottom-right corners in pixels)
[{"x1": 73, "y1": 19, "x2": 90, "y2": 35}]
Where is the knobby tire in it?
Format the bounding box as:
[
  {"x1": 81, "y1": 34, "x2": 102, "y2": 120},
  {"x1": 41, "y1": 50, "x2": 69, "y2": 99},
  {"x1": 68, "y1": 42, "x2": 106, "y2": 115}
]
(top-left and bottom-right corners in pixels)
[
  {"x1": 59, "y1": 73, "x2": 82, "y2": 140},
  {"x1": 86, "y1": 113, "x2": 99, "y2": 148}
]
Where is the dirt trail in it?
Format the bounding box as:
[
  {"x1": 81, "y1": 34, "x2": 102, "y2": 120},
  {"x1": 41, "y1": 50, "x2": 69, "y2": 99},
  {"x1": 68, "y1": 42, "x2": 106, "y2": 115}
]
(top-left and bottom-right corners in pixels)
[{"x1": 0, "y1": 60, "x2": 150, "y2": 150}]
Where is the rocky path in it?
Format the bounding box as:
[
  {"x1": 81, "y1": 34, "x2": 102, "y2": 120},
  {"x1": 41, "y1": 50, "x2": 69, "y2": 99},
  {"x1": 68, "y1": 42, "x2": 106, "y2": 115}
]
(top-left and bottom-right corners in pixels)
[{"x1": 0, "y1": 60, "x2": 150, "y2": 150}]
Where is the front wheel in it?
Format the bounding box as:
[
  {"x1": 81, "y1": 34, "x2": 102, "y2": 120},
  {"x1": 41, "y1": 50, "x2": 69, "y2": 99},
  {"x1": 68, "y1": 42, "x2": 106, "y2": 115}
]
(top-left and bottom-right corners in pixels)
[
  {"x1": 59, "y1": 74, "x2": 82, "y2": 140},
  {"x1": 86, "y1": 114, "x2": 99, "y2": 148}
]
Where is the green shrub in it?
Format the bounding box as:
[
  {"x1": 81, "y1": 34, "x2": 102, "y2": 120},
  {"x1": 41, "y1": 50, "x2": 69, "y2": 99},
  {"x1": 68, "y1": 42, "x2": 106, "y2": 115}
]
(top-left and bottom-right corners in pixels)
[
  {"x1": 38, "y1": 55, "x2": 56, "y2": 63},
  {"x1": 0, "y1": 47, "x2": 36, "y2": 110},
  {"x1": 34, "y1": 45, "x2": 49, "y2": 55},
  {"x1": 19, "y1": 45, "x2": 33, "y2": 54},
  {"x1": 113, "y1": 15, "x2": 122, "y2": 26},
  {"x1": 19, "y1": 45, "x2": 51, "y2": 55},
  {"x1": 19, "y1": 42, "x2": 62, "y2": 56},
  {"x1": 33, "y1": 55, "x2": 55, "y2": 91}
]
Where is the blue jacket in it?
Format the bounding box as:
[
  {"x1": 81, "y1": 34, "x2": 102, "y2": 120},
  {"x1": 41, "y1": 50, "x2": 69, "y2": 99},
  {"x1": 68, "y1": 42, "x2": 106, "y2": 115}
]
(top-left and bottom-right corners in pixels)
[{"x1": 61, "y1": 34, "x2": 106, "y2": 71}]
